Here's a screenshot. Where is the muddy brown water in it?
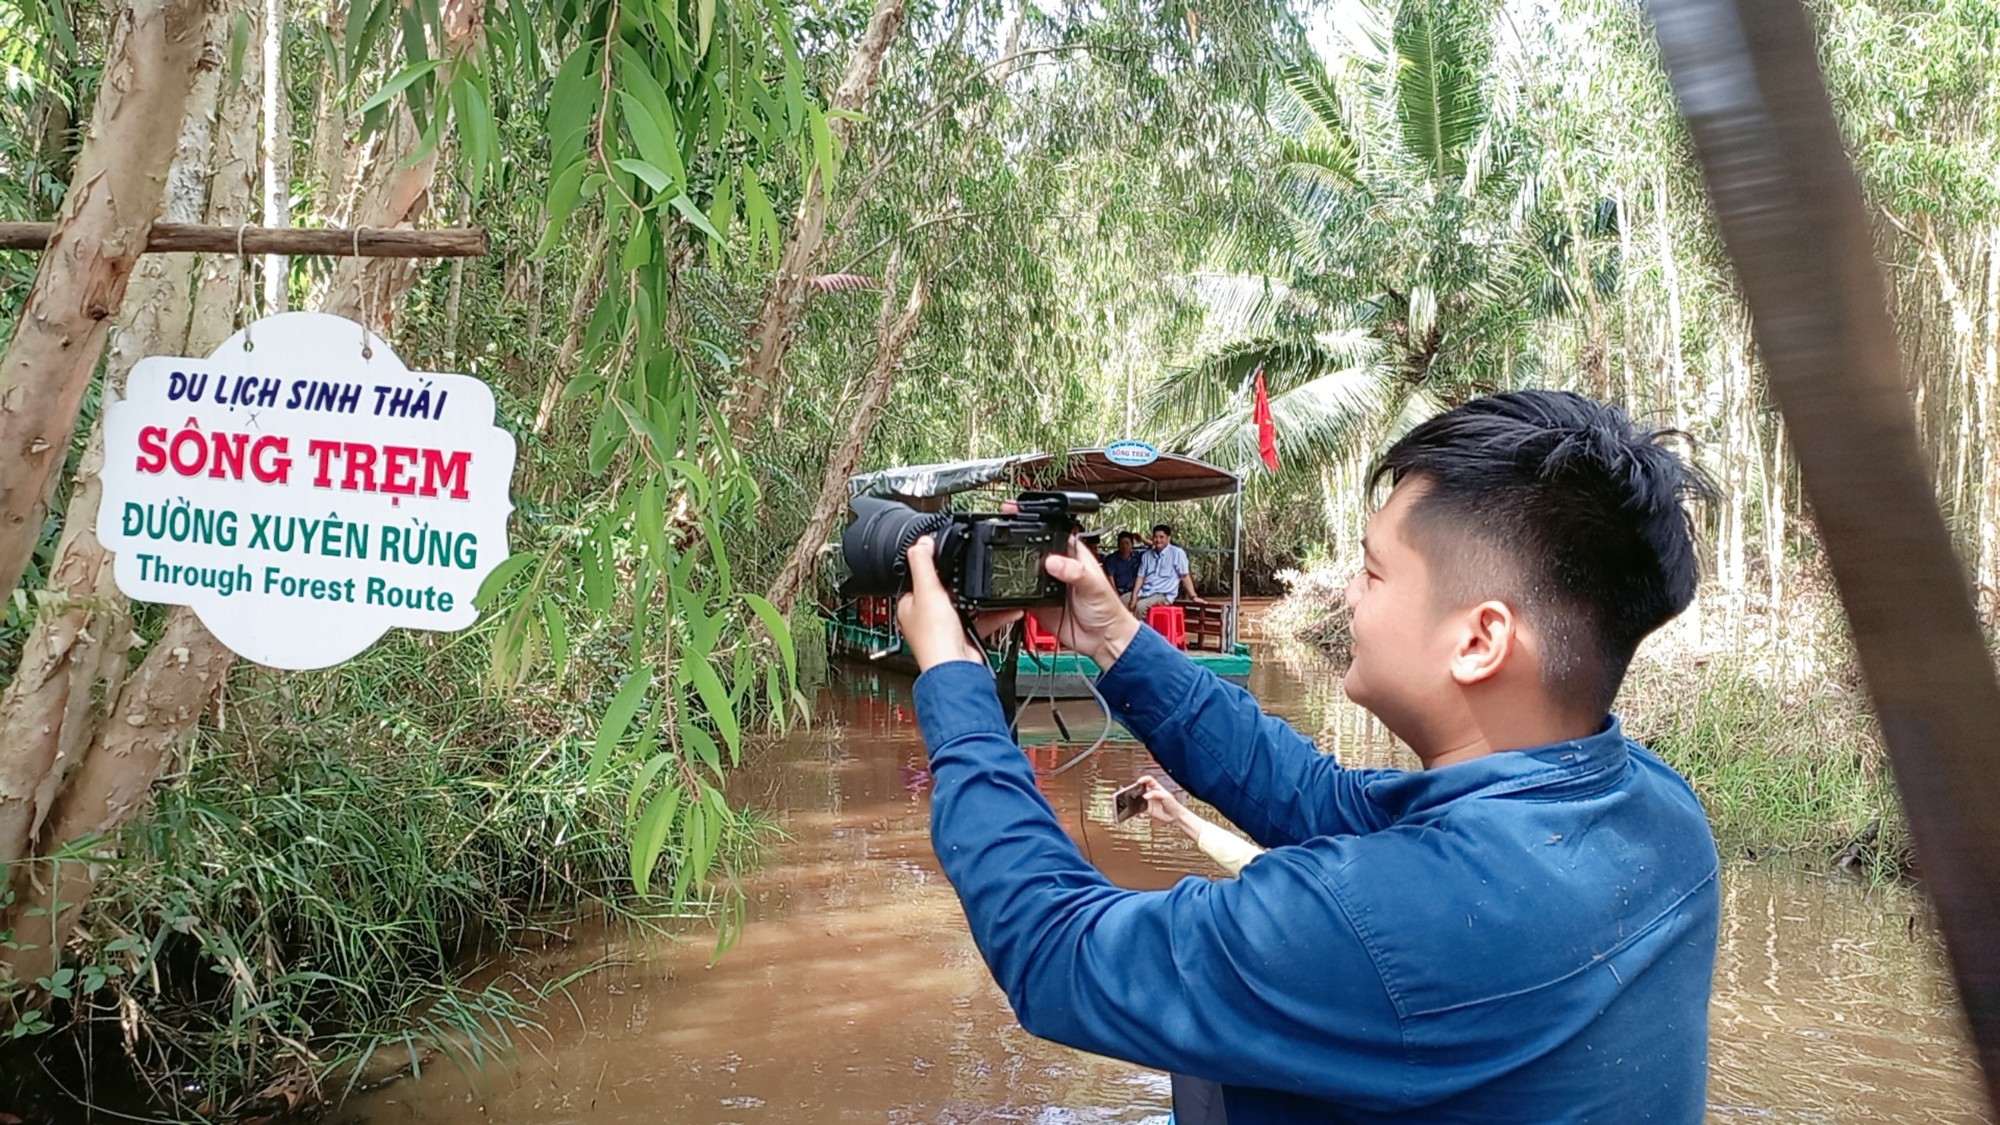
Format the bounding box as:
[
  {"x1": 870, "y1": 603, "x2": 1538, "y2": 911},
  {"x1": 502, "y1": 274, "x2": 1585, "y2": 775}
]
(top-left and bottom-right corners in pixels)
[{"x1": 337, "y1": 643, "x2": 1991, "y2": 1124}]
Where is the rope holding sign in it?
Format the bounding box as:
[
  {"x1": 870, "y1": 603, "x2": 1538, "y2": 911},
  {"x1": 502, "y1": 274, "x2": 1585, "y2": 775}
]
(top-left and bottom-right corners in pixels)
[
  {"x1": 353, "y1": 225, "x2": 374, "y2": 359},
  {"x1": 235, "y1": 222, "x2": 256, "y2": 352}
]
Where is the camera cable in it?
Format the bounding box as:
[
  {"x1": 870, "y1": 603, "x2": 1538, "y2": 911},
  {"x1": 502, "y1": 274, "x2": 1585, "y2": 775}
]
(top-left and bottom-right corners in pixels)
[{"x1": 1039, "y1": 601, "x2": 1116, "y2": 778}]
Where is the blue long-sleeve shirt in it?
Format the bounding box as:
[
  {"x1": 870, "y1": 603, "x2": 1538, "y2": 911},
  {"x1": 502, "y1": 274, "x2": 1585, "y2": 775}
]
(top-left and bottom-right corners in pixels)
[{"x1": 917, "y1": 625, "x2": 1720, "y2": 1124}]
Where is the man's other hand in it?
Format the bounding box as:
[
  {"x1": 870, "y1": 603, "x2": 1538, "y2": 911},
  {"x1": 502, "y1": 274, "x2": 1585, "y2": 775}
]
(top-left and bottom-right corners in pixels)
[
  {"x1": 899, "y1": 536, "x2": 1018, "y2": 671},
  {"x1": 1038, "y1": 537, "x2": 1142, "y2": 669}
]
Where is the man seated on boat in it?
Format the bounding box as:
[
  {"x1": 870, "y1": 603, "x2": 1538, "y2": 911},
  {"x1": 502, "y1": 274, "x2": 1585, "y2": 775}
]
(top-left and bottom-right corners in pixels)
[
  {"x1": 1100, "y1": 531, "x2": 1144, "y2": 597},
  {"x1": 896, "y1": 391, "x2": 1721, "y2": 1124},
  {"x1": 1130, "y1": 523, "x2": 1208, "y2": 614}
]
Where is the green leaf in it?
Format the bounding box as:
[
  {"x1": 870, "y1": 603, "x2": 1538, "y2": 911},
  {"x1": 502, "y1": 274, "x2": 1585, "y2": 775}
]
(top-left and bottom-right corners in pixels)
[
  {"x1": 534, "y1": 160, "x2": 590, "y2": 257},
  {"x1": 809, "y1": 108, "x2": 837, "y2": 190},
  {"x1": 682, "y1": 657, "x2": 740, "y2": 759},
  {"x1": 680, "y1": 719, "x2": 721, "y2": 775},
  {"x1": 617, "y1": 398, "x2": 671, "y2": 465},
  {"x1": 668, "y1": 194, "x2": 723, "y2": 242},
  {"x1": 548, "y1": 45, "x2": 598, "y2": 171},
  {"x1": 591, "y1": 669, "x2": 651, "y2": 782},
  {"x1": 450, "y1": 77, "x2": 493, "y2": 198},
  {"x1": 474, "y1": 551, "x2": 536, "y2": 610},
  {"x1": 562, "y1": 373, "x2": 606, "y2": 404},
  {"x1": 703, "y1": 516, "x2": 733, "y2": 592},
  {"x1": 542, "y1": 597, "x2": 569, "y2": 682},
  {"x1": 587, "y1": 397, "x2": 628, "y2": 475},
  {"x1": 695, "y1": 0, "x2": 716, "y2": 57},
  {"x1": 630, "y1": 783, "x2": 682, "y2": 889},
  {"x1": 359, "y1": 57, "x2": 446, "y2": 116},
  {"x1": 671, "y1": 799, "x2": 706, "y2": 902},
  {"x1": 618, "y1": 93, "x2": 685, "y2": 194},
  {"x1": 705, "y1": 171, "x2": 735, "y2": 256},
  {"x1": 741, "y1": 592, "x2": 797, "y2": 683},
  {"x1": 665, "y1": 458, "x2": 712, "y2": 508},
  {"x1": 613, "y1": 157, "x2": 673, "y2": 194},
  {"x1": 627, "y1": 752, "x2": 675, "y2": 820},
  {"x1": 782, "y1": 60, "x2": 806, "y2": 134},
  {"x1": 582, "y1": 532, "x2": 614, "y2": 614},
  {"x1": 748, "y1": 167, "x2": 776, "y2": 266},
  {"x1": 620, "y1": 221, "x2": 655, "y2": 271},
  {"x1": 229, "y1": 12, "x2": 251, "y2": 82},
  {"x1": 636, "y1": 481, "x2": 672, "y2": 564}
]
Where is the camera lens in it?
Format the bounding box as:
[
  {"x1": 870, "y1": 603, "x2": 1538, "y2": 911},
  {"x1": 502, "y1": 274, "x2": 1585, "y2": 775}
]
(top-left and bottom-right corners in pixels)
[{"x1": 841, "y1": 495, "x2": 952, "y2": 596}]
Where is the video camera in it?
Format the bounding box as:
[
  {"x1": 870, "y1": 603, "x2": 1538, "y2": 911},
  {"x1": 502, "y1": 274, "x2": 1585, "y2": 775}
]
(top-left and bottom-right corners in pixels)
[{"x1": 841, "y1": 490, "x2": 1100, "y2": 610}]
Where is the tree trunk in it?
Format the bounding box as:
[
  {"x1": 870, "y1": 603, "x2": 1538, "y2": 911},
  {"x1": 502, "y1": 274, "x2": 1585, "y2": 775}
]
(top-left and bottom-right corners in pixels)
[
  {"x1": 189, "y1": 0, "x2": 263, "y2": 350},
  {"x1": 260, "y1": 0, "x2": 289, "y2": 311},
  {"x1": 1764, "y1": 413, "x2": 1787, "y2": 626},
  {"x1": 766, "y1": 267, "x2": 927, "y2": 615},
  {"x1": 2, "y1": 609, "x2": 233, "y2": 991},
  {"x1": 1616, "y1": 187, "x2": 1637, "y2": 412},
  {"x1": 726, "y1": 0, "x2": 907, "y2": 441},
  {"x1": 1656, "y1": 173, "x2": 1688, "y2": 431},
  {"x1": 306, "y1": 0, "x2": 349, "y2": 218},
  {"x1": 0, "y1": 11, "x2": 227, "y2": 879},
  {"x1": 315, "y1": 0, "x2": 482, "y2": 331},
  {"x1": 534, "y1": 229, "x2": 606, "y2": 435},
  {"x1": 0, "y1": 0, "x2": 209, "y2": 617}
]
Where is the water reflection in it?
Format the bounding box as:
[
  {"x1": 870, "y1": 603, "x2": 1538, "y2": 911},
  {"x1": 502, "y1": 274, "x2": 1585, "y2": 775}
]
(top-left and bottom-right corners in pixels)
[{"x1": 336, "y1": 646, "x2": 1989, "y2": 1125}]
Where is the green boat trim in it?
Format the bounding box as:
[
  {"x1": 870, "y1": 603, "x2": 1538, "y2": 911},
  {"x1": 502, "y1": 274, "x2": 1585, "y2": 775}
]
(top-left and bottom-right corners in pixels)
[{"x1": 826, "y1": 618, "x2": 1251, "y2": 698}]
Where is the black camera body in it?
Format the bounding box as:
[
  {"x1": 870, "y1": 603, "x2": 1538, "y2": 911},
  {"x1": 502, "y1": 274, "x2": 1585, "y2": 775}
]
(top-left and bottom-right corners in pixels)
[{"x1": 842, "y1": 490, "x2": 1100, "y2": 610}]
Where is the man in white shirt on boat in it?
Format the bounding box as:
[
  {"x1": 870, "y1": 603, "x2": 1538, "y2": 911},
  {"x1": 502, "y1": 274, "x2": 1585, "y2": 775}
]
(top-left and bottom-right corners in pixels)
[{"x1": 1129, "y1": 523, "x2": 1207, "y2": 616}]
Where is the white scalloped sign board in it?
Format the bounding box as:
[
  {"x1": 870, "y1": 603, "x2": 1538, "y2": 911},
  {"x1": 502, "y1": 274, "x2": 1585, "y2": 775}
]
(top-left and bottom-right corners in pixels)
[{"x1": 98, "y1": 311, "x2": 518, "y2": 670}]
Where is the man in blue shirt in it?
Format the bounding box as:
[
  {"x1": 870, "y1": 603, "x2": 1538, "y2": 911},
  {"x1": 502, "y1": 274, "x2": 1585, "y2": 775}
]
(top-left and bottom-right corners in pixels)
[
  {"x1": 1101, "y1": 531, "x2": 1145, "y2": 597},
  {"x1": 897, "y1": 391, "x2": 1721, "y2": 1123}
]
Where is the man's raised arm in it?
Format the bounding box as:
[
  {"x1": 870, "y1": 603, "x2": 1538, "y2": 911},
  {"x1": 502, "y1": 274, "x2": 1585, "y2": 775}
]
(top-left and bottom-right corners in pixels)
[{"x1": 1094, "y1": 625, "x2": 1392, "y2": 846}]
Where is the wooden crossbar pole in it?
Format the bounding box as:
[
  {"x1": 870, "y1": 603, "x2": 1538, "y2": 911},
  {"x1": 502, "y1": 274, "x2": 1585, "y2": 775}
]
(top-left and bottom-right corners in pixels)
[{"x1": 0, "y1": 222, "x2": 489, "y2": 257}]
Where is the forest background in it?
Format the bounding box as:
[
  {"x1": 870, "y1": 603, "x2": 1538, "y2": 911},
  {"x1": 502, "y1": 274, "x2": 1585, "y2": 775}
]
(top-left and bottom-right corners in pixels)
[{"x1": 0, "y1": 0, "x2": 1995, "y2": 1112}]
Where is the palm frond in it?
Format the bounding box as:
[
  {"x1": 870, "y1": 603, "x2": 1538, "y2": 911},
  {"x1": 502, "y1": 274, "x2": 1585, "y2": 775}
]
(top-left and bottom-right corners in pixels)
[
  {"x1": 1144, "y1": 328, "x2": 1391, "y2": 428},
  {"x1": 1174, "y1": 363, "x2": 1404, "y2": 474},
  {"x1": 1275, "y1": 61, "x2": 1359, "y2": 184},
  {"x1": 1184, "y1": 272, "x2": 1296, "y2": 340},
  {"x1": 1393, "y1": 2, "x2": 1487, "y2": 186}
]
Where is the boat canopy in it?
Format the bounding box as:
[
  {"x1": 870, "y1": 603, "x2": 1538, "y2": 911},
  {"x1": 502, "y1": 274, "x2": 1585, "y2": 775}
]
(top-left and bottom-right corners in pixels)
[{"x1": 847, "y1": 449, "x2": 1241, "y2": 505}]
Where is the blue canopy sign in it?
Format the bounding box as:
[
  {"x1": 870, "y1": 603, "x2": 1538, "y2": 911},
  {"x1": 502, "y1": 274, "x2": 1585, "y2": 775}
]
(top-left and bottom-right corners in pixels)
[{"x1": 1104, "y1": 440, "x2": 1159, "y2": 468}]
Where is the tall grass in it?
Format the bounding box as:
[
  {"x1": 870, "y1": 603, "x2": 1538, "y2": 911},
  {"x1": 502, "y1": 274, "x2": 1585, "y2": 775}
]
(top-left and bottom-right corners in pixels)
[
  {"x1": 3, "y1": 627, "x2": 768, "y2": 1116},
  {"x1": 1620, "y1": 651, "x2": 1901, "y2": 864}
]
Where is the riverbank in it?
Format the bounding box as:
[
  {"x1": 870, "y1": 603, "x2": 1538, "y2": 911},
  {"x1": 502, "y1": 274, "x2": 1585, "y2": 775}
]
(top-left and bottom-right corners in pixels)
[{"x1": 0, "y1": 633, "x2": 768, "y2": 1121}]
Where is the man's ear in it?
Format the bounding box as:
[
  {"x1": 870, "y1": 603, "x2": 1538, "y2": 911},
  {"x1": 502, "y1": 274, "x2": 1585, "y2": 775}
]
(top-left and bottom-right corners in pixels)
[{"x1": 1449, "y1": 600, "x2": 1518, "y2": 687}]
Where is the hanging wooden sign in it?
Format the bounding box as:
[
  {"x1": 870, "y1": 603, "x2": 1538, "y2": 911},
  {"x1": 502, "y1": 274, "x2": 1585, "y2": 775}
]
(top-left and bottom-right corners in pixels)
[{"x1": 97, "y1": 311, "x2": 518, "y2": 670}]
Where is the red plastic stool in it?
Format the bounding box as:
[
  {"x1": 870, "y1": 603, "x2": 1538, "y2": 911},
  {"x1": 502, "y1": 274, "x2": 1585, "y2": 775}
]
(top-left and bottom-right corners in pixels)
[
  {"x1": 1146, "y1": 605, "x2": 1187, "y2": 649},
  {"x1": 1022, "y1": 613, "x2": 1060, "y2": 653}
]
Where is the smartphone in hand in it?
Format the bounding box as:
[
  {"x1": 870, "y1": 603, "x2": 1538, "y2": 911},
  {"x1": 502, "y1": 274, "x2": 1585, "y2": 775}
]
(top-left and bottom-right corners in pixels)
[{"x1": 1111, "y1": 780, "x2": 1149, "y2": 823}]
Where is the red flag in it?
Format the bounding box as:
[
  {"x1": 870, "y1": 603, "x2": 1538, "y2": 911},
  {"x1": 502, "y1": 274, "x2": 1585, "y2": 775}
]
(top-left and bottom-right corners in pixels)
[{"x1": 1252, "y1": 367, "x2": 1281, "y2": 471}]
